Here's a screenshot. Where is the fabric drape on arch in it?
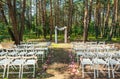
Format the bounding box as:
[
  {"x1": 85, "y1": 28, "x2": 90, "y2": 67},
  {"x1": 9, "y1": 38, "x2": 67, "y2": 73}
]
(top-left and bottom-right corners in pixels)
[{"x1": 55, "y1": 26, "x2": 67, "y2": 43}]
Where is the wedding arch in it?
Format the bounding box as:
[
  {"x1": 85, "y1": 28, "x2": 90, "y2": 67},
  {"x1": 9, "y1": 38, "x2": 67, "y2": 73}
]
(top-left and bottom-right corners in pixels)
[{"x1": 55, "y1": 26, "x2": 67, "y2": 43}]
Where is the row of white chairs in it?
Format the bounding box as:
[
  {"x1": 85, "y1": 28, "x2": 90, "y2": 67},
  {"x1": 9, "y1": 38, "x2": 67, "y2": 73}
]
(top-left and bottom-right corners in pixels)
[
  {"x1": 72, "y1": 42, "x2": 117, "y2": 63},
  {"x1": 72, "y1": 41, "x2": 105, "y2": 46},
  {"x1": 19, "y1": 41, "x2": 51, "y2": 47},
  {"x1": 0, "y1": 55, "x2": 37, "y2": 79},
  {"x1": 0, "y1": 48, "x2": 46, "y2": 62},
  {"x1": 16, "y1": 42, "x2": 50, "y2": 56},
  {"x1": 73, "y1": 44, "x2": 115, "y2": 52},
  {"x1": 9, "y1": 42, "x2": 50, "y2": 60},
  {"x1": 80, "y1": 51, "x2": 120, "y2": 78},
  {"x1": 0, "y1": 42, "x2": 51, "y2": 78}
]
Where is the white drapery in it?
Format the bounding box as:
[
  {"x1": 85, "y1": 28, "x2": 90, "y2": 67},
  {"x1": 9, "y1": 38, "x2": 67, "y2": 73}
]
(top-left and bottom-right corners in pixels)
[{"x1": 55, "y1": 26, "x2": 67, "y2": 43}]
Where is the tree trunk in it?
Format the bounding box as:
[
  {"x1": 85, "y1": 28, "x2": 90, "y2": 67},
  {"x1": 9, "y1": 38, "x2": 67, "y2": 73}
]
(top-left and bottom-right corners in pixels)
[
  {"x1": 49, "y1": 0, "x2": 53, "y2": 40},
  {"x1": 29, "y1": 0, "x2": 32, "y2": 28},
  {"x1": 19, "y1": 0, "x2": 26, "y2": 41},
  {"x1": 0, "y1": 1, "x2": 16, "y2": 42},
  {"x1": 41, "y1": 0, "x2": 47, "y2": 39},
  {"x1": 53, "y1": 0, "x2": 60, "y2": 26},
  {"x1": 67, "y1": 0, "x2": 73, "y2": 37},
  {"x1": 0, "y1": 2, "x2": 8, "y2": 24},
  {"x1": 83, "y1": 0, "x2": 88, "y2": 42},
  {"x1": 88, "y1": 0, "x2": 93, "y2": 24},
  {"x1": 94, "y1": 0, "x2": 101, "y2": 39},
  {"x1": 38, "y1": 0, "x2": 42, "y2": 25},
  {"x1": 101, "y1": 6, "x2": 105, "y2": 37},
  {"x1": 7, "y1": 0, "x2": 20, "y2": 45},
  {"x1": 104, "y1": 0, "x2": 110, "y2": 37},
  {"x1": 108, "y1": 0, "x2": 118, "y2": 40}
]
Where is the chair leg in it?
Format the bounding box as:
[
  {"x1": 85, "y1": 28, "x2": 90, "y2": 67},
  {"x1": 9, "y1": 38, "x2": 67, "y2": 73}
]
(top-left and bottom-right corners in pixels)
[
  {"x1": 7, "y1": 65, "x2": 10, "y2": 78},
  {"x1": 111, "y1": 65, "x2": 115, "y2": 78},
  {"x1": 82, "y1": 64, "x2": 84, "y2": 78},
  {"x1": 19, "y1": 65, "x2": 21, "y2": 79},
  {"x1": 33, "y1": 64, "x2": 35, "y2": 78},
  {"x1": 21, "y1": 65, "x2": 23, "y2": 79},
  {"x1": 108, "y1": 65, "x2": 110, "y2": 78},
  {"x1": 97, "y1": 64, "x2": 99, "y2": 78},
  {"x1": 94, "y1": 65, "x2": 96, "y2": 79},
  {"x1": 3, "y1": 65, "x2": 6, "y2": 78}
]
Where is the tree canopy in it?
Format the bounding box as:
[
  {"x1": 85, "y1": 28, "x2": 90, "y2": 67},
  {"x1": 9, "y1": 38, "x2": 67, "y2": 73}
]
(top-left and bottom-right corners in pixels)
[{"x1": 0, "y1": 0, "x2": 120, "y2": 44}]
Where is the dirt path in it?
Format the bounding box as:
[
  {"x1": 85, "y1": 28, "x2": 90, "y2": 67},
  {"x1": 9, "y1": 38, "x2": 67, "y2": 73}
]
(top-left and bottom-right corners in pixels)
[
  {"x1": 39, "y1": 48, "x2": 80, "y2": 79},
  {"x1": 38, "y1": 43, "x2": 82, "y2": 79}
]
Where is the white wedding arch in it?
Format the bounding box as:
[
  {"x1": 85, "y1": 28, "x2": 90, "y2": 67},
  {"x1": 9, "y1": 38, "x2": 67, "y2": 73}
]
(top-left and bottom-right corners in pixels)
[{"x1": 55, "y1": 26, "x2": 67, "y2": 43}]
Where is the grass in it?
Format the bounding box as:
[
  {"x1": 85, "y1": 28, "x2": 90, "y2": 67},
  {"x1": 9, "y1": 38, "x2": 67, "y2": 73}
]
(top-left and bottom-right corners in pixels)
[
  {"x1": 51, "y1": 43, "x2": 72, "y2": 48},
  {"x1": 0, "y1": 34, "x2": 120, "y2": 43}
]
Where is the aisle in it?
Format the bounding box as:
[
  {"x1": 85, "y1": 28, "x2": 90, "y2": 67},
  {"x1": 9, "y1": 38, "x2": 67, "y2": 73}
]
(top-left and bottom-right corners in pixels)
[
  {"x1": 40, "y1": 43, "x2": 82, "y2": 79},
  {"x1": 43, "y1": 48, "x2": 80, "y2": 79}
]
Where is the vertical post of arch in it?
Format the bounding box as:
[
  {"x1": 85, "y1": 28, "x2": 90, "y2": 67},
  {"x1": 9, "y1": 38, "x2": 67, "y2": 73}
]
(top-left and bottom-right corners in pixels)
[
  {"x1": 55, "y1": 26, "x2": 57, "y2": 43},
  {"x1": 64, "y1": 27, "x2": 67, "y2": 43}
]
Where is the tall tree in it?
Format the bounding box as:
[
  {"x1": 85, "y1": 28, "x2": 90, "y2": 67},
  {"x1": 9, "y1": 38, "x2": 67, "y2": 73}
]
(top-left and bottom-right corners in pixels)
[
  {"x1": 108, "y1": 0, "x2": 118, "y2": 40},
  {"x1": 104, "y1": 0, "x2": 110, "y2": 37},
  {"x1": 7, "y1": 0, "x2": 20, "y2": 44},
  {"x1": 53, "y1": 0, "x2": 60, "y2": 26},
  {"x1": 67, "y1": 0, "x2": 73, "y2": 37},
  {"x1": 29, "y1": 0, "x2": 32, "y2": 28},
  {"x1": 88, "y1": 0, "x2": 93, "y2": 24},
  {"x1": 83, "y1": 0, "x2": 89, "y2": 42},
  {"x1": 41, "y1": 0, "x2": 47, "y2": 39},
  {"x1": 94, "y1": 0, "x2": 101, "y2": 39},
  {"x1": 19, "y1": 0, "x2": 26, "y2": 41},
  {"x1": 0, "y1": 1, "x2": 8, "y2": 24},
  {"x1": 49, "y1": 0, "x2": 53, "y2": 40},
  {"x1": 6, "y1": 0, "x2": 27, "y2": 44}
]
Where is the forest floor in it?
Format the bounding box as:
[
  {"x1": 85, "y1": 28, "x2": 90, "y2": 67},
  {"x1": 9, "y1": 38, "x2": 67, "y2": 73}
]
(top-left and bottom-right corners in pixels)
[{"x1": 0, "y1": 42, "x2": 120, "y2": 79}]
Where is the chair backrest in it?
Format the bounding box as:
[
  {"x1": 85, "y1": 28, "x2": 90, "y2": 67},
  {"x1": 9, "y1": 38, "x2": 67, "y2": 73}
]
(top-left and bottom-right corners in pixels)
[
  {"x1": 22, "y1": 55, "x2": 37, "y2": 62},
  {"x1": 98, "y1": 41, "x2": 105, "y2": 45}
]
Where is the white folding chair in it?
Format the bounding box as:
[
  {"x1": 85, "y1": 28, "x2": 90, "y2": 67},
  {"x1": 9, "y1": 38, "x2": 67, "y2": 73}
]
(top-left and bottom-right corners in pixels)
[
  {"x1": 21, "y1": 56, "x2": 37, "y2": 78},
  {"x1": 109, "y1": 51, "x2": 120, "y2": 78},
  {"x1": 93, "y1": 52, "x2": 110, "y2": 78},
  {"x1": 81, "y1": 51, "x2": 96, "y2": 78},
  {"x1": 76, "y1": 50, "x2": 85, "y2": 63},
  {"x1": 35, "y1": 48, "x2": 45, "y2": 62},
  {"x1": 35, "y1": 43, "x2": 49, "y2": 56},
  {"x1": 0, "y1": 56, "x2": 12, "y2": 78},
  {"x1": 7, "y1": 56, "x2": 25, "y2": 78}
]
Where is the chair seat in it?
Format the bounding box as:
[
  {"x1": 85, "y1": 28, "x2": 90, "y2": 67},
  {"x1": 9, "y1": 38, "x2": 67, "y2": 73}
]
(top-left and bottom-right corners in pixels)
[
  {"x1": 24, "y1": 60, "x2": 36, "y2": 65},
  {"x1": 10, "y1": 59, "x2": 25, "y2": 65},
  {"x1": 93, "y1": 58, "x2": 107, "y2": 65},
  {"x1": 81, "y1": 59, "x2": 92, "y2": 65},
  {"x1": 8, "y1": 52, "x2": 18, "y2": 56},
  {"x1": 18, "y1": 52, "x2": 28, "y2": 56},
  {"x1": 109, "y1": 59, "x2": 120, "y2": 65},
  {"x1": 0, "y1": 52, "x2": 6, "y2": 56},
  {"x1": 0, "y1": 59, "x2": 11, "y2": 65},
  {"x1": 27, "y1": 52, "x2": 36, "y2": 55},
  {"x1": 35, "y1": 51, "x2": 44, "y2": 55}
]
